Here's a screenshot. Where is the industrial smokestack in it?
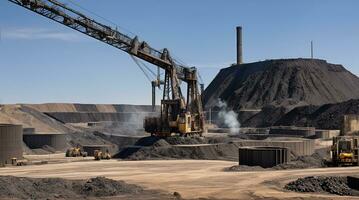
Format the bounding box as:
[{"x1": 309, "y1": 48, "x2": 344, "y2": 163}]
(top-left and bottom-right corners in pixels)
[
  {"x1": 311, "y1": 40, "x2": 314, "y2": 59},
  {"x1": 236, "y1": 26, "x2": 243, "y2": 64}
]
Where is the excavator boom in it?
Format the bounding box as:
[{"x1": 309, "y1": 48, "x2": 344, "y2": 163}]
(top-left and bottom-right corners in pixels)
[{"x1": 8, "y1": 0, "x2": 187, "y2": 79}]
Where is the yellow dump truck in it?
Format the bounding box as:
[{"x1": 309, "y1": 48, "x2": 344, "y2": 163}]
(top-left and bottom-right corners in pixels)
[
  {"x1": 331, "y1": 136, "x2": 359, "y2": 166},
  {"x1": 65, "y1": 146, "x2": 88, "y2": 157},
  {"x1": 94, "y1": 150, "x2": 111, "y2": 160}
]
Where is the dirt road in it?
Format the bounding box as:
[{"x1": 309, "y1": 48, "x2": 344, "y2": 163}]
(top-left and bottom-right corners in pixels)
[{"x1": 0, "y1": 160, "x2": 358, "y2": 199}]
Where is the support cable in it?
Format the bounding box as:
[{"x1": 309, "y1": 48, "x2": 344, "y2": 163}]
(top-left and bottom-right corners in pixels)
[
  {"x1": 130, "y1": 55, "x2": 153, "y2": 82},
  {"x1": 65, "y1": 0, "x2": 136, "y2": 37}
]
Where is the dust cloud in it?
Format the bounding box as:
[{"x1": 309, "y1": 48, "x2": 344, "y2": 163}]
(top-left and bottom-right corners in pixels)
[{"x1": 217, "y1": 99, "x2": 240, "y2": 134}]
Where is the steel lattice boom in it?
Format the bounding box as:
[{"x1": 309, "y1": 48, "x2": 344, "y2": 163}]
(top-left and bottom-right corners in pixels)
[{"x1": 8, "y1": 0, "x2": 193, "y2": 80}]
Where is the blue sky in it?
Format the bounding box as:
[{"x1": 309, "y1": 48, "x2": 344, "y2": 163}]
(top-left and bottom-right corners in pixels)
[{"x1": 1, "y1": 0, "x2": 358, "y2": 104}]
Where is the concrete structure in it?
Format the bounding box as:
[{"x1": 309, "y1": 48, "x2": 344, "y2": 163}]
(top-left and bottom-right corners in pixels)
[
  {"x1": 23, "y1": 133, "x2": 67, "y2": 151},
  {"x1": 0, "y1": 124, "x2": 23, "y2": 165},
  {"x1": 233, "y1": 138, "x2": 314, "y2": 156},
  {"x1": 239, "y1": 127, "x2": 269, "y2": 135},
  {"x1": 22, "y1": 128, "x2": 35, "y2": 135},
  {"x1": 269, "y1": 126, "x2": 315, "y2": 137},
  {"x1": 342, "y1": 115, "x2": 359, "y2": 135},
  {"x1": 87, "y1": 121, "x2": 141, "y2": 128},
  {"x1": 45, "y1": 112, "x2": 157, "y2": 125},
  {"x1": 347, "y1": 176, "x2": 359, "y2": 190},
  {"x1": 82, "y1": 145, "x2": 112, "y2": 156},
  {"x1": 239, "y1": 146, "x2": 288, "y2": 168},
  {"x1": 236, "y1": 26, "x2": 243, "y2": 64},
  {"x1": 315, "y1": 129, "x2": 340, "y2": 139}
]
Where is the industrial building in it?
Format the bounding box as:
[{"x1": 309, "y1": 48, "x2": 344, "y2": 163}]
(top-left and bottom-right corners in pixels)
[
  {"x1": 23, "y1": 133, "x2": 67, "y2": 151},
  {"x1": 239, "y1": 146, "x2": 288, "y2": 168}
]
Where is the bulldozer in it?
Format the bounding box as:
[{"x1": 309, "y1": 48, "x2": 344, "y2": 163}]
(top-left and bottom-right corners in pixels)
[
  {"x1": 65, "y1": 146, "x2": 88, "y2": 157},
  {"x1": 94, "y1": 149, "x2": 111, "y2": 160},
  {"x1": 331, "y1": 136, "x2": 359, "y2": 166}
]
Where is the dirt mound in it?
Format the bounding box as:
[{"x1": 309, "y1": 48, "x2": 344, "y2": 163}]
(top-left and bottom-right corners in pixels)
[
  {"x1": 117, "y1": 137, "x2": 238, "y2": 161},
  {"x1": 134, "y1": 136, "x2": 162, "y2": 146},
  {"x1": 242, "y1": 105, "x2": 288, "y2": 127},
  {"x1": 204, "y1": 59, "x2": 359, "y2": 110},
  {"x1": 122, "y1": 144, "x2": 237, "y2": 161},
  {"x1": 241, "y1": 99, "x2": 359, "y2": 129},
  {"x1": 44, "y1": 112, "x2": 157, "y2": 124},
  {"x1": 0, "y1": 176, "x2": 77, "y2": 199},
  {"x1": 225, "y1": 165, "x2": 267, "y2": 172},
  {"x1": 165, "y1": 137, "x2": 207, "y2": 145},
  {"x1": 152, "y1": 139, "x2": 171, "y2": 147},
  {"x1": 274, "y1": 99, "x2": 359, "y2": 129},
  {"x1": 0, "y1": 105, "x2": 76, "y2": 133},
  {"x1": 0, "y1": 176, "x2": 177, "y2": 200},
  {"x1": 274, "y1": 152, "x2": 327, "y2": 170},
  {"x1": 26, "y1": 103, "x2": 156, "y2": 113},
  {"x1": 285, "y1": 176, "x2": 359, "y2": 196},
  {"x1": 79, "y1": 177, "x2": 143, "y2": 196}
]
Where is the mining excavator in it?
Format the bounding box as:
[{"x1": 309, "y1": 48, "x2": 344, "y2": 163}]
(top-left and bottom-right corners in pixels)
[{"x1": 9, "y1": 0, "x2": 205, "y2": 137}]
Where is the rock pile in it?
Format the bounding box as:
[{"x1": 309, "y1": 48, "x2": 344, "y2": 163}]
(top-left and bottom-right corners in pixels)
[
  {"x1": 285, "y1": 176, "x2": 359, "y2": 196},
  {"x1": 0, "y1": 176, "x2": 177, "y2": 200},
  {"x1": 204, "y1": 59, "x2": 359, "y2": 110}
]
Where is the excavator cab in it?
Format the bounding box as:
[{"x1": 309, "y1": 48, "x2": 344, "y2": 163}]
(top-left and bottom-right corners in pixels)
[
  {"x1": 332, "y1": 137, "x2": 359, "y2": 166},
  {"x1": 338, "y1": 140, "x2": 354, "y2": 165},
  {"x1": 178, "y1": 112, "x2": 192, "y2": 134}
]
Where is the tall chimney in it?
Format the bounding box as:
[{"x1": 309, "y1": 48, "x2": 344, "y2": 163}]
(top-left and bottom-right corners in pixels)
[
  {"x1": 311, "y1": 40, "x2": 314, "y2": 59},
  {"x1": 236, "y1": 26, "x2": 243, "y2": 64}
]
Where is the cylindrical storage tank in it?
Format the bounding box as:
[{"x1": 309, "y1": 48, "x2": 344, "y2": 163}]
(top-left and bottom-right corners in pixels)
[
  {"x1": 239, "y1": 146, "x2": 288, "y2": 168},
  {"x1": 0, "y1": 124, "x2": 23, "y2": 165},
  {"x1": 23, "y1": 133, "x2": 67, "y2": 151}
]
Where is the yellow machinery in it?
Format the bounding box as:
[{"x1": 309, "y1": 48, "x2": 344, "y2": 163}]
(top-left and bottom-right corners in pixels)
[
  {"x1": 331, "y1": 136, "x2": 359, "y2": 166},
  {"x1": 65, "y1": 146, "x2": 88, "y2": 157},
  {"x1": 10, "y1": 158, "x2": 27, "y2": 166},
  {"x1": 178, "y1": 113, "x2": 192, "y2": 134},
  {"x1": 94, "y1": 150, "x2": 111, "y2": 161}
]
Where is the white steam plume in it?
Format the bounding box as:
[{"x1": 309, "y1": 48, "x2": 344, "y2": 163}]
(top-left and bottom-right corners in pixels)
[{"x1": 217, "y1": 99, "x2": 240, "y2": 134}]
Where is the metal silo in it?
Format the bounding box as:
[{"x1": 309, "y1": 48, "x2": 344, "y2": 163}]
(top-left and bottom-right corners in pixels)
[
  {"x1": 0, "y1": 124, "x2": 23, "y2": 165},
  {"x1": 23, "y1": 133, "x2": 67, "y2": 151}
]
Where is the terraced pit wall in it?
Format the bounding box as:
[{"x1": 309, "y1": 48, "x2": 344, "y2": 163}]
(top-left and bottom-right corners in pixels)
[{"x1": 45, "y1": 112, "x2": 158, "y2": 124}]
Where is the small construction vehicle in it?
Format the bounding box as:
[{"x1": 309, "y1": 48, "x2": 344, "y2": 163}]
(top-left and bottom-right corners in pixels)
[
  {"x1": 331, "y1": 136, "x2": 359, "y2": 166},
  {"x1": 65, "y1": 146, "x2": 88, "y2": 157},
  {"x1": 94, "y1": 149, "x2": 111, "y2": 160},
  {"x1": 10, "y1": 158, "x2": 27, "y2": 166}
]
